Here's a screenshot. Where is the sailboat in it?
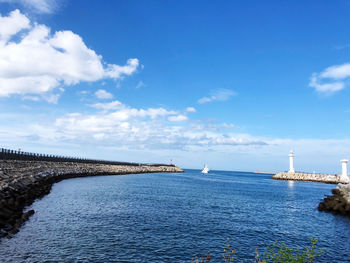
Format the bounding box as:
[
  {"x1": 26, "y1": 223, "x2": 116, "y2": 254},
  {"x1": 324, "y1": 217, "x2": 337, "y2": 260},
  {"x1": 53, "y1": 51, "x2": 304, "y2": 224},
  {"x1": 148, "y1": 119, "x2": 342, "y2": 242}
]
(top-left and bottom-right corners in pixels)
[{"x1": 201, "y1": 164, "x2": 209, "y2": 174}]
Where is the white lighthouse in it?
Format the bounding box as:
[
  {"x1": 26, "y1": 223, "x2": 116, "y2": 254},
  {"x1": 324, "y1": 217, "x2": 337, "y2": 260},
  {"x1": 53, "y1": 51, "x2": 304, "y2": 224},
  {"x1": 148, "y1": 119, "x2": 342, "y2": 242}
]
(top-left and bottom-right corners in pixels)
[
  {"x1": 288, "y1": 150, "x2": 295, "y2": 173},
  {"x1": 340, "y1": 159, "x2": 349, "y2": 182}
]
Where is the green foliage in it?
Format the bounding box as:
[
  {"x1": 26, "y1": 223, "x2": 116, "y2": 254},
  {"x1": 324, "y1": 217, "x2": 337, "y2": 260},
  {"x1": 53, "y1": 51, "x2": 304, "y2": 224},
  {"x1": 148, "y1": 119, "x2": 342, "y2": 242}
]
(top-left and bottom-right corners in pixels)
[
  {"x1": 193, "y1": 238, "x2": 325, "y2": 263},
  {"x1": 263, "y1": 238, "x2": 325, "y2": 263}
]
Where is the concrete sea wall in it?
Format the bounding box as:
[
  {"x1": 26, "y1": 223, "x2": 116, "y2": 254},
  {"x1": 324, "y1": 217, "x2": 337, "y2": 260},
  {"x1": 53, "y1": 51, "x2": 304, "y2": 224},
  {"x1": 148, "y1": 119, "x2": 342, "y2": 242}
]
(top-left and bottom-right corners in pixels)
[
  {"x1": 318, "y1": 184, "x2": 350, "y2": 217},
  {"x1": 0, "y1": 159, "x2": 183, "y2": 238},
  {"x1": 271, "y1": 172, "x2": 348, "y2": 184}
]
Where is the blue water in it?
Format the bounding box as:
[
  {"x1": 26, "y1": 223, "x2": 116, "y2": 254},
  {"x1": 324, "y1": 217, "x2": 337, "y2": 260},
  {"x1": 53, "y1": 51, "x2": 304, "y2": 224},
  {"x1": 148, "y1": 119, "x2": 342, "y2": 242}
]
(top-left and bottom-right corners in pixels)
[{"x1": 1, "y1": 170, "x2": 350, "y2": 262}]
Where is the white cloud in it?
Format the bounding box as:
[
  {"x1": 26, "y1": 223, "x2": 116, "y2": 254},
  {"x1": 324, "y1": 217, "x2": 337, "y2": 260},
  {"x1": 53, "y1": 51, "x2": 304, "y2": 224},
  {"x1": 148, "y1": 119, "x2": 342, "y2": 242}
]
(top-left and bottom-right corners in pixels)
[
  {"x1": 309, "y1": 63, "x2": 350, "y2": 94},
  {"x1": 19, "y1": 100, "x2": 267, "y2": 153},
  {"x1": 198, "y1": 97, "x2": 211, "y2": 104},
  {"x1": 22, "y1": 95, "x2": 40, "y2": 101},
  {"x1": 198, "y1": 89, "x2": 236, "y2": 104},
  {"x1": 6, "y1": 97, "x2": 350, "y2": 172},
  {"x1": 0, "y1": 9, "x2": 29, "y2": 41},
  {"x1": 0, "y1": 10, "x2": 139, "y2": 102},
  {"x1": 3, "y1": 115, "x2": 350, "y2": 172},
  {"x1": 140, "y1": 108, "x2": 177, "y2": 119},
  {"x1": 320, "y1": 63, "x2": 350, "y2": 79},
  {"x1": 105, "y1": 58, "x2": 139, "y2": 79},
  {"x1": 135, "y1": 81, "x2": 145, "y2": 89},
  {"x1": 93, "y1": 133, "x2": 106, "y2": 140},
  {"x1": 90, "y1": 101, "x2": 122, "y2": 111},
  {"x1": 89, "y1": 101, "x2": 177, "y2": 120},
  {"x1": 222, "y1": 123, "x2": 236, "y2": 129},
  {"x1": 168, "y1": 115, "x2": 188, "y2": 122},
  {"x1": 52, "y1": 106, "x2": 180, "y2": 138},
  {"x1": 186, "y1": 107, "x2": 196, "y2": 113},
  {"x1": 309, "y1": 75, "x2": 344, "y2": 94},
  {"x1": 42, "y1": 92, "x2": 60, "y2": 104},
  {"x1": 0, "y1": 0, "x2": 57, "y2": 14},
  {"x1": 2, "y1": 103, "x2": 350, "y2": 173},
  {"x1": 95, "y1": 89, "x2": 113, "y2": 99}
]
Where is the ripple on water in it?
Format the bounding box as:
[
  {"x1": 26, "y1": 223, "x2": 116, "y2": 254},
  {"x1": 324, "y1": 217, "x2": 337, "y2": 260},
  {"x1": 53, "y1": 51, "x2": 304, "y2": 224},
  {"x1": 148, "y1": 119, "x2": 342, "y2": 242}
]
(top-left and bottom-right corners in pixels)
[{"x1": 0, "y1": 171, "x2": 349, "y2": 262}]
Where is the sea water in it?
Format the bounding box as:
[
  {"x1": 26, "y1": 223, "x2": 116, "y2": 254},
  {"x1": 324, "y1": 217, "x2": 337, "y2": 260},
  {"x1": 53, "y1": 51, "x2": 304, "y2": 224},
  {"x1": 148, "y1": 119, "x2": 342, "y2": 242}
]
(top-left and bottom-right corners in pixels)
[{"x1": 0, "y1": 170, "x2": 349, "y2": 262}]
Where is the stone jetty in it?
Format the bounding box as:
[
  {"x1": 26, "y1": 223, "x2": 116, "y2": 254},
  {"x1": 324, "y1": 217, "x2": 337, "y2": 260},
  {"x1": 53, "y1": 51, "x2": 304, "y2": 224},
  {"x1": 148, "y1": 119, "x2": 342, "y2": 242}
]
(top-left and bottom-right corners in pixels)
[
  {"x1": 271, "y1": 151, "x2": 350, "y2": 219},
  {"x1": 318, "y1": 184, "x2": 350, "y2": 217},
  {"x1": 271, "y1": 151, "x2": 350, "y2": 184},
  {"x1": 0, "y1": 159, "x2": 183, "y2": 238},
  {"x1": 271, "y1": 172, "x2": 348, "y2": 184}
]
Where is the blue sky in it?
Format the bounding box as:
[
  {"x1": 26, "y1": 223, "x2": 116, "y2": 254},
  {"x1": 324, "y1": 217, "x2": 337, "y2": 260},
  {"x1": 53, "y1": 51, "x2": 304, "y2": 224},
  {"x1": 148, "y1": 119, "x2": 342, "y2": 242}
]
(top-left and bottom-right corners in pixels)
[{"x1": 1, "y1": 0, "x2": 350, "y2": 173}]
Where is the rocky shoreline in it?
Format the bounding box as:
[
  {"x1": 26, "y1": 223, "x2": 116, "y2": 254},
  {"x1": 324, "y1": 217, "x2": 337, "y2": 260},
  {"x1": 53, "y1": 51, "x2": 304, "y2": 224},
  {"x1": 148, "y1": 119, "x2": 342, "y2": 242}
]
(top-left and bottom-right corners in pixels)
[
  {"x1": 272, "y1": 172, "x2": 350, "y2": 218},
  {"x1": 318, "y1": 183, "x2": 350, "y2": 217},
  {"x1": 0, "y1": 160, "x2": 183, "y2": 238}
]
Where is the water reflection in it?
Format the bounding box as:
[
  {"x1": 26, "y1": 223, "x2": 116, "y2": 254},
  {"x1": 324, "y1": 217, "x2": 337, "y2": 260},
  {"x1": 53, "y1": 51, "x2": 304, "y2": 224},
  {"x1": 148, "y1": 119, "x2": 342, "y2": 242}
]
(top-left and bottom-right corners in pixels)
[{"x1": 288, "y1": 180, "x2": 295, "y2": 188}]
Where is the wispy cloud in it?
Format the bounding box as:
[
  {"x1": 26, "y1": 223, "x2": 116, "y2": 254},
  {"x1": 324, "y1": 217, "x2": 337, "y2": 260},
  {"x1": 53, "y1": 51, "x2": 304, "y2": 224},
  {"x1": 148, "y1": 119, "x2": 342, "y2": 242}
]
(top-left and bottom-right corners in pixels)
[
  {"x1": 0, "y1": 0, "x2": 58, "y2": 14},
  {"x1": 198, "y1": 89, "x2": 236, "y2": 104},
  {"x1": 309, "y1": 63, "x2": 350, "y2": 94},
  {"x1": 135, "y1": 81, "x2": 145, "y2": 89},
  {"x1": 95, "y1": 89, "x2": 113, "y2": 99},
  {"x1": 186, "y1": 107, "x2": 196, "y2": 113},
  {"x1": 22, "y1": 95, "x2": 40, "y2": 101},
  {"x1": 90, "y1": 101, "x2": 122, "y2": 111},
  {"x1": 3, "y1": 116, "x2": 350, "y2": 172},
  {"x1": 20, "y1": 99, "x2": 267, "y2": 152},
  {"x1": 333, "y1": 44, "x2": 350, "y2": 50},
  {"x1": 168, "y1": 115, "x2": 188, "y2": 122},
  {"x1": 0, "y1": 9, "x2": 139, "y2": 102},
  {"x1": 222, "y1": 123, "x2": 236, "y2": 129}
]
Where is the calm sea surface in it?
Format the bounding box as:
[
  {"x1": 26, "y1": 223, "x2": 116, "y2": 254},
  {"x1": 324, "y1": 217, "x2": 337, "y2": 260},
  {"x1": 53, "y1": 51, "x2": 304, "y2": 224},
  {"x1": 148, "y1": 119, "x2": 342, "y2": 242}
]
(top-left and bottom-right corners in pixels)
[{"x1": 1, "y1": 170, "x2": 350, "y2": 262}]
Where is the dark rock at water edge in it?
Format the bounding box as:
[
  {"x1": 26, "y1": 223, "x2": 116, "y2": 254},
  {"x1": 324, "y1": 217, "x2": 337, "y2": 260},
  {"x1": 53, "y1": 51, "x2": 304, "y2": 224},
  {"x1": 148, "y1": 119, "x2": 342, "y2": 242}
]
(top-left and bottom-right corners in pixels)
[{"x1": 318, "y1": 183, "x2": 350, "y2": 217}]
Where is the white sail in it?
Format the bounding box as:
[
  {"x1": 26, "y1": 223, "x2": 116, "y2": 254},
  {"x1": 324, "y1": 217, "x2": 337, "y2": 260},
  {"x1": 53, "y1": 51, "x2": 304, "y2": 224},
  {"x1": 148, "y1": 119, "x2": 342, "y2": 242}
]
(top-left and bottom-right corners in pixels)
[{"x1": 201, "y1": 164, "x2": 209, "y2": 174}]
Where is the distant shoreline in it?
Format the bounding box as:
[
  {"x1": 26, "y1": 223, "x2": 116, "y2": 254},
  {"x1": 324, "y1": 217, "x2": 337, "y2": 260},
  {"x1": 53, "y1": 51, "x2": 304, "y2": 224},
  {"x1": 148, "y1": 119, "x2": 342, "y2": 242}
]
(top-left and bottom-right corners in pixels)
[{"x1": 253, "y1": 171, "x2": 276, "y2": 175}]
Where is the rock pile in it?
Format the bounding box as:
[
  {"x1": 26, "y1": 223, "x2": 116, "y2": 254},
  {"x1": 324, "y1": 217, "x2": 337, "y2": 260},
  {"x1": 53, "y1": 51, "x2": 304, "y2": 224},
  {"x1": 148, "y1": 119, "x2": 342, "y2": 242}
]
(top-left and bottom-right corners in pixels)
[
  {"x1": 0, "y1": 160, "x2": 183, "y2": 238},
  {"x1": 318, "y1": 184, "x2": 350, "y2": 216},
  {"x1": 272, "y1": 172, "x2": 345, "y2": 184}
]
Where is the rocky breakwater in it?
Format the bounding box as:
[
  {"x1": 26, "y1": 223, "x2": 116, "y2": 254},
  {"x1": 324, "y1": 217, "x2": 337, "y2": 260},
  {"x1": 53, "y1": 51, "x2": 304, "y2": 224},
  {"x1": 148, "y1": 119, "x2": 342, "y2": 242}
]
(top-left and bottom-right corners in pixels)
[
  {"x1": 0, "y1": 160, "x2": 183, "y2": 238},
  {"x1": 271, "y1": 172, "x2": 347, "y2": 184},
  {"x1": 318, "y1": 184, "x2": 350, "y2": 216}
]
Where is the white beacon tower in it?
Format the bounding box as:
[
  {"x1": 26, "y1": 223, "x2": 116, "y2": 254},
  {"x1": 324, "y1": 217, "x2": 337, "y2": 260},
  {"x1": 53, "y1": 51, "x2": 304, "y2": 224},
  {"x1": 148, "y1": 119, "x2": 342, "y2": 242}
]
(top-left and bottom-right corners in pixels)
[
  {"x1": 340, "y1": 159, "x2": 349, "y2": 182},
  {"x1": 288, "y1": 150, "x2": 295, "y2": 173}
]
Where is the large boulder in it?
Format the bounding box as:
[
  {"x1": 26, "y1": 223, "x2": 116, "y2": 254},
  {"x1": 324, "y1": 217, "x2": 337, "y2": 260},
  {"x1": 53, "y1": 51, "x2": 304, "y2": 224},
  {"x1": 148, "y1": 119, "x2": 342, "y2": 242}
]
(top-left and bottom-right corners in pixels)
[{"x1": 318, "y1": 183, "x2": 350, "y2": 217}]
